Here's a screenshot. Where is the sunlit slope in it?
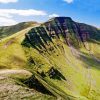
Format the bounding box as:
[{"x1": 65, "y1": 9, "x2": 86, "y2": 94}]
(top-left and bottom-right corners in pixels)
[
  {"x1": 0, "y1": 17, "x2": 100, "y2": 100},
  {"x1": 0, "y1": 70, "x2": 56, "y2": 100},
  {"x1": 0, "y1": 27, "x2": 33, "y2": 69},
  {"x1": 0, "y1": 25, "x2": 56, "y2": 100},
  {"x1": 21, "y1": 17, "x2": 100, "y2": 100}
]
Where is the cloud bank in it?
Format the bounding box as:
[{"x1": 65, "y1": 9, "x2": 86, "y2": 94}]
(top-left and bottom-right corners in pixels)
[
  {"x1": 0, "y1": 9, "x2": 47, "y2": 18},
  {"x1": 0, "y1": 17, "x2": 17, "y2": 26},
  {"x1": 0, "y1": 0, "x2": 18, "y2": 3},
  {"x1": 0, "y1": 9, "x2": 47, "y2": 26}
]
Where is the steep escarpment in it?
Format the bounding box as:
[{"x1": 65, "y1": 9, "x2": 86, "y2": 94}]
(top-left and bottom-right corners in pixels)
[
  {"x1": 22, "y1": 17, "x2": 100, "y2": 50},
  {"x1": 0, "y1": 17, "x2": 100, "y2": 100},
  {"x1": 21, "y1": 17, "x2": 100, "y2": 100}
]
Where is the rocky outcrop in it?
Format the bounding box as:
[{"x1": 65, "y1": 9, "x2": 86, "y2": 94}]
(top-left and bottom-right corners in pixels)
[
  {"x1": 0, "y1": 17, "x2": 100, "y2": 100},
  {"x1": 21, "y1": 17, "x2": 100, "y2": 100},
  {"x1": 22, "y1": 17, "x2": 100, "y2": 51}
]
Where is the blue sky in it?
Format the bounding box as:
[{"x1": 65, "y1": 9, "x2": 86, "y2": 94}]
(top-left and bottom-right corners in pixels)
[{"x1": 0, "y1": 0, "x2": 99, "y2": 27}]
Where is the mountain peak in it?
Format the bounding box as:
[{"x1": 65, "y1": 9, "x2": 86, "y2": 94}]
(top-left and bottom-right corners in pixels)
[
  {"x1": 0, "y1": 16, "x2": 100, "y2": 100},
  {"x1": 48, "y1": 16, "x2": 72, "y2": 22}
]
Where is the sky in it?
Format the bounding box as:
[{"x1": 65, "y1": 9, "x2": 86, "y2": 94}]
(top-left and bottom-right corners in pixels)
[{"x1": 0, "y1": 0, "x2": 100, "y2": 27}]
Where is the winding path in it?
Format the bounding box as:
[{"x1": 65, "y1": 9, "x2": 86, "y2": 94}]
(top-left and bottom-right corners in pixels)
[{"x1": 0, "y1": 69, "x2": 32, "y2": 79}]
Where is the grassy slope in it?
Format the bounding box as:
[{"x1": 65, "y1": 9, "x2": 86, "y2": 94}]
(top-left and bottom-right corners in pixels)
[
  {"x1": 0, "y1": 72, "x2": 56, "y2": 100},
  {"x1": 0, "y1": 27, "x2": 32, "y2": 69},
  {"x1": 0, "y1": 21, "x2": 38, "y2": 39},
  {"x1": 23, "y1": 39, "x2": 100, "y2": 100},
  {"x1": 0, "y1": 17, "x2": 100, "y2": 100},
  {"x1": 0, "y1": 28, "x2": 56, "y2": 100}
]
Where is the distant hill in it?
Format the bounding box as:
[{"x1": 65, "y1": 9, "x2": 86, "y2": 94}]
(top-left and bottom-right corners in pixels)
[
  {"x1": 0, "y1": 17, "x2": 100, "y2": 100},
  {"x1": 0, "y1": 21, "x2": 38, "y2": 39}
]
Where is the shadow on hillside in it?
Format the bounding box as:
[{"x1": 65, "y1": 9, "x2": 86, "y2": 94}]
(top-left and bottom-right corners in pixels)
[
  {"x1": 79, "y1": 52, "x2": 100, "y2": 70},
  {"x1": 47, "y1": 67, "x2": 66, "y2": 80},
  {"x1": 21, "y1": 27, "x2": 54, "y2": 53},
  {"x1": 21, "y1": 67, "x2": 66, "y2": 96},
  {"x1": 22, "y1": 75, "x2": 53, "y2": 95}
]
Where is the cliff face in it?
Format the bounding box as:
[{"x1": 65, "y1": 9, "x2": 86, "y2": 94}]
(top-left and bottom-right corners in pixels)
[
  {"x1": 0, "y1": 17, "x2": 100, "y2": 100},
  {"x1": 22, "y1": 17, "x2": 100, "y2": 50},
  {"x1": 21, "y1": 17, "x2": 100, "y2": 99}
]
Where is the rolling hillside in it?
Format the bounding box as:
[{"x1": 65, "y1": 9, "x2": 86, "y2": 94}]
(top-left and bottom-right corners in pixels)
[
  {"x1": 0, "y1": 17, "x2": 100, "y2": 100},
  {"x1": 0, "y1": 21, "x2": 38, "y2": 39}
]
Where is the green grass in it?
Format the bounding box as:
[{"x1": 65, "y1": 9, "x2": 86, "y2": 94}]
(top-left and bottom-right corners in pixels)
[{"x1": 0, "y1": 17, "x2": 100, "y2": 100}]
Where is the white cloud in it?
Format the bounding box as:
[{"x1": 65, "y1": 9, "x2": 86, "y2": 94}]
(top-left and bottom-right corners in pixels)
[
  {"x1": 0, "y1": 9, "x2": 47, "y2": 18},
  {"x1": 0, "y1": 9, "x2": 47, "y2": 26},
  {"x1": 0, "y1": 17, "x2": 17, "y2": 26},
  {"x1": 63, "y1": 0, "x2": 73, "y2": 3},
  {"x1": 0, "y1": 0, "x2": 18, "y2": 3},
  {"x1": 49, "y1": 14, "x2": 59, "y2": 18}
]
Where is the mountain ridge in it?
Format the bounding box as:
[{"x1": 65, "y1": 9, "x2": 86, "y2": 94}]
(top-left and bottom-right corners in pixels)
[
  {"x1": 0, "y1": 17, "x2": 100, "y2": 100},
  {"x1": 0, "y1": 21, "x2": 39, "y2": 39}
]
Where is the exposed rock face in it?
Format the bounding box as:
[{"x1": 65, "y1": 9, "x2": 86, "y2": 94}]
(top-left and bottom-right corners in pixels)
[
  {"x1": 22, "y1": 17, "x2": 100, "y2": 50},
  {"x1": 21, "y1": 17, "x2": 100, "y2": 100},
  {"x1": 0, "y1": 17, "x2": 100, "y2": 100}
]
